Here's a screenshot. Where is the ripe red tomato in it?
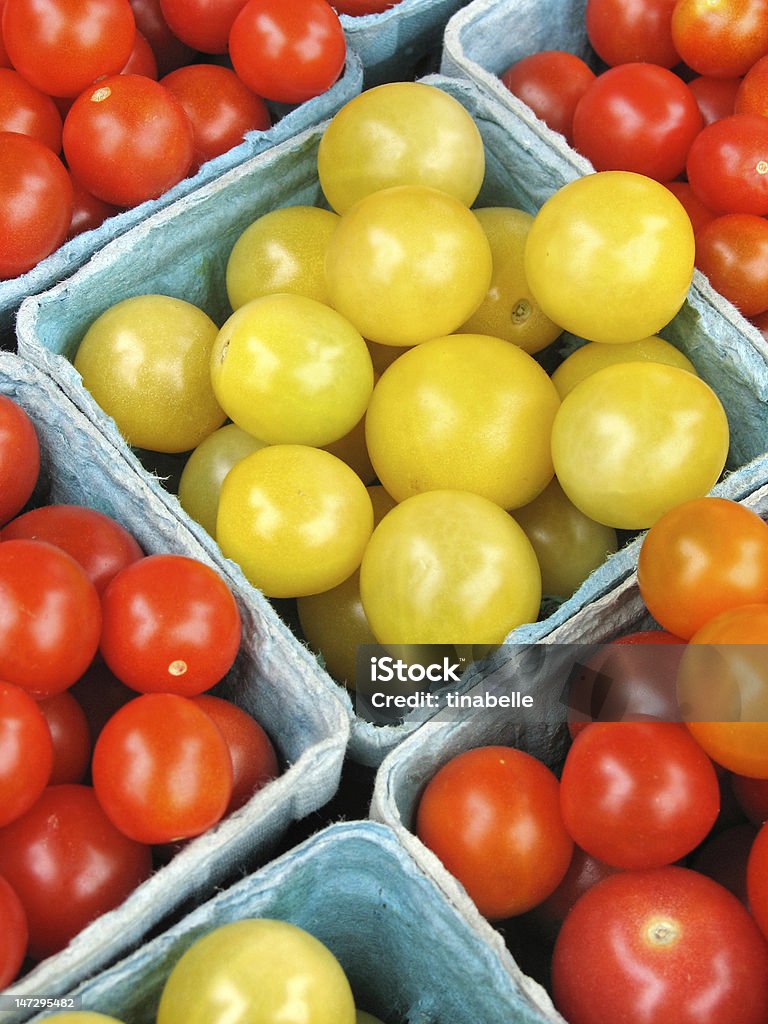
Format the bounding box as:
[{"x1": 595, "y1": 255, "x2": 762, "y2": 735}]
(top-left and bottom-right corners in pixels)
[
  {"x1": 99, "y1": 554, "x2": 241, "y2": 697},
  {"x1": 192, "y1": 694, "x2": 279, "y2": 814},
  {"x1": 523, "y1": 846, "x2": 620, "y2": 940},
  {"x1": 695, "y1": 212, "x2": 768, "y2": 315},
  {"x1": 0, "y1": 68, "x2": 63, "y2": 152},
  {"x1": 736, "y1": 54, "x2": 768, "y2": 115},
  {"x1": 0, "y1": 539, "x2": 101, "y2": 697},
  {"x1": 572, "y1": 62, "x2": 703, "y2": 181},
  {"x1": 560, "y1": 722, "x2": 720, "y2": 868},
  {"x1": 415, "y1": 746, "x2": 573, "y2": 920},
  {"x1": 159, "y1": 0, "x2": 249, "y2": 53},
  {"x1": 585, "y1": 0, "x2": 679, "y2": 67},
  {"x1": 552, "y1": 866, "x2": 768, "y2": 1024},
  {"x1": 664, "y1": 180, "x2": 717, "y2": 234},
  {"x1": 120, "y1": 28, "x2": 158, "y2": 78},
  {"x1": 92, "y1": 693, "x2": 234, "y2": 844},
  {"x1": 747, "y1": 822, "x2": 768, "y2": 938},
  {"x1": 0, "y1": 393, "x2": 40, "y2": 526},
  {"x1": 66, "y1": 175, "x2": 119, "y2": 240},
  {"x1": 0, "y1": 682, "x2": 53, "y2": 827},
  {"x1": 2, "y1": 0, "x2": 136, "y2": 98},
  {"x1": 62, "y1": 74, "x2": 194, "y2": 208},
  {"x1": 129, "y1": 0, "x2": 195, "y2": 74},
  {"x1": 0, "y1": 132, "x2": 73, "y2": 279},
  {"x1": 732, "y1": 771, "x2": 768, "y2": 825},
  {"x1": 671, "y1": 0, "x2": 768, "y2": 78},
  {"x1": 690, "y1": 75, "x2": 741, "y2": 124},
  {"x1": 1, "y1": 504, "x2": 144, "y2": 595},
  {"x1": 500, "y1": 51, "x2": 595, "y2": 145},
  {"x1": 0, "y1": 784, "x2": 152, "y2": 960},
  {"x1": 687, "y1": 113, "x2": 768, "y2": 215},
  {"x1": 229, "y1": 0, "x2": 346, "y2": 105},
  {"x1": 160, "y1": 64, "x2": 271, "y2": 172},
  {"x1": 37, "y1": 690, "x2": 92, "y2": 785},
  {"x1": 637, "y1": 496, "x2": 768, "y2": 639},
  {"x1": 0, "y1": 875, "x2": 27, "y2": 988}
]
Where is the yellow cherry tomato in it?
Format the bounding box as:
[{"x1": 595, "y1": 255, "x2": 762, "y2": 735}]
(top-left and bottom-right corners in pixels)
[
  {"x1": 156, "y1": 919, "x2": 356, "y2": 1024},
  {"x1": 210, "y1": 293, "x2": 373, "y2": 447},
  {"x1": 226, "y1": 206, "x2": 340, "y2": 311},
  {"x1": 177, "y1": 422, "x2": 266, "y2": 536},
  {"x1": 512, "y1": 478, "x2": 618, "y2": 600},
  {"x1": 217, "y1": 444, "x2": 373, "y2": 598},
  {"x1": 551, "y1": 335, "x2": 697, "y2": 398},
  {"x1": 551, "y1": 362, "x2": 729, "y2": 530},
  {"x1": 317, "y1": 81, "x2": 485, "y2": 214},
  {"x1": 524, "y1": 171, "x2": 695, "y2": 343},
  {"x1": 74, "y1": 295, "x2": 225, "y2": 453},
  {"x1": 356, "y1": 1014, "x2": 385, "y2": 1024},
  {"x1": 365, "y1": 333, "x2": 560, "y2": 509},
  {"x1": 460, "y1": 207, "x2": 563, "y2": 354},
  {"x1": 324, "y1": 185, "x2": 493, "y2": 347},
  {"x1": 359, "y1": 490, "x2": 542, "y2": 648}
]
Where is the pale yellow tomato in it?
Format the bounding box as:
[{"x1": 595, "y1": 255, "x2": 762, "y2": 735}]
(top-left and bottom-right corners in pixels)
[
  {"x1": 156, "y1": 919, "x2": 356, "y2": 1024},
  {"x1": 210, "y1": 293, "x2": 373, "y2": 447},
  {"x1": 512, "y1": 478, "x2": 618, "y2": 600},
  {"x1": 359, "y1": 489, "x2": 542, "y2": 648},
  {"x1": 365, "y1": 333, "x2": 560, "y2": 509},
  {"x1": 551, "y1": 335, "x2": 697, "y2": 398},
  {"x1": 317, "y1": 81, "x2": 485, "y2": 214},
  {"x1": 74, "y1": 295, "x2": 225, "y2": 453},
  {"x1": 460, "y1": 207, "x2": 563, "y2": 354},
  {"x1": 217, "y1": 445, "x2": 373, "y2": 598},
  {"x1": 324, "y1": 185, "x2": 492, "y2": 347},
  {"x1": 524, "y1": 171, "x2": 695, "y2": 343},
  {"x1": 551, "y1": 362, "x2": 729, "y2": 529},
  {"x1": 177, "y1": 422, "x2": 266, "y2": 536},
  {"x1": 226, "y1": 206, "x2": 340, "y2": 310}
]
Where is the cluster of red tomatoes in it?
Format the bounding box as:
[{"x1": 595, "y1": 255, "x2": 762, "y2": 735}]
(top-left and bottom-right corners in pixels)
[
  {"x1": 415, "y1": 495, "x2": 768, "y2": 1024},
  {"x1": 501, "y1": 0, "x2": 768, "y2": 327},
  {"x1": 0, "y1": 0, "x2": 359, "y2": 280},
  {"x1": 0, "y1": 392, "x2": 278, "y2": 987}
]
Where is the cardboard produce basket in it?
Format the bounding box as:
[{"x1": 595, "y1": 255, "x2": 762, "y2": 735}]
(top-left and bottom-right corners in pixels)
[
  {"x1": 0, "y1": 50, "x2": 363, "y2": 346},
  {"x1": 22, "y1": 821, "x2": 557, "y2": 1024},
  {"x1": 0, "y1": 351, "x2": 349, "y2": 1022},
  {"x1": 15, "y1": 74, "x2": 768, "y2": 766}
]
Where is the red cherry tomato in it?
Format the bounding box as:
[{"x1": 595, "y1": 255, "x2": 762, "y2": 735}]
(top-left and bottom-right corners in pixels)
[
  {"x1": 500, "y1": 50, "x2": 595, "y2": 146},
  {"x1": 2, "y1": 0, "x2": 136, "y2": 98},
  {"x1": 37, "y1": 690, "x2": 92, "y2": 785},
  {"x1": 160, "y1": 64, "x2": 270, "y2": 172},
  {"x1": 736, "y1": 54, "x2": 768, "y2": 115},
  {"x1": 128, "y1": 0, "x2": 195, "y2": 74},
  {"x1": 689, "y1": 75, "x2": 741, "y2": 124},
  {"x1": 559, "y1": 722, "x2": 720, "y2": 869},
  {"x1": 415, "y1": 745, "x2": 573, "y2": 920},
  {"x1": 732, "y1": 771, "x2": 768, "y2": 825},
  {"x1": 0, "y1": 784, "x2": 152, "y2": 960},
  {"x1": 0, "y1": 0, "x2": 10, "y2": 67},
  {"x1": 671, "y1": 0, "x2": 768, "y2": 78},
  {"x1": 552, "y1": 866, "x2": 768, "y2": 1024},
  {"x1": 0, "y1": 539, "x2": 101, "y2": 697},
  {"x1": 120, "y1": 28, "x2": 158, "y2": 78},
  {"x1": 0, "y1": 875, "x2": 27, "y2": 988},
  {"x1": 664, "y1": 180, "x2": 717, "y2": 234},
  {"x1": 0, "y1": 132, "x2": 73, "y2": 279},
  {"x1": 747, "y1": 821, "x2": 768, "y2": 939},
  {"x1": 192, "y1": 694, "x2": 279, "y2": 814},
  {"x1": 159, "y1": 0, "x2": 249, "y2": 53},
  {"x1": 0, "y1": 394, "x2": 40, "y2": 526},
  {"x1": 0, "y1": 682, "x2": 53, "y2": 826},
  {"x1": 0, "y1": 68, "x2": 63, "y2": 152},
  {"x1": 572, "y1": 62, "x2": 703, "y2": 182},
  {"x1": 695, "y1": 212, "x2": 768, "y2": 315},
  {"x1": 229, "y1": 0, "x2": 346, "y2": 105},
  {"x1": 523, "y1": 846, "x2": 620, "y2": 941},
  {"x1": 66, "y1": 176, "x2": 120, "y2": 240},
  {"x1": 99, "y1": 554, "x2": 241, "y2": 697},
  {"x1": 1, "y1": 504, "x2": 144, "y2": 596},
  {"x1": 585, "y1": 0, "x2": 679, "y2": 68},
  {"x1": 92, "y1": 693, "x2": 234, "y2": 844},
  {"x1": 687, "y1": 114, "x2": 768, "y2": 215},
  {"x1": 63, "y1": 74, "x2": 194, "y2": 208}
]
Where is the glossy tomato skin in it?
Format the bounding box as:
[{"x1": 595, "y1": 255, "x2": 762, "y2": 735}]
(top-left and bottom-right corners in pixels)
[
  {"x1": 0, "y1": 784, "x2": 152, "y2": 960},
  {"x1": 159, "y1": 0, "x2": 248, "y2": 53},
  {"x1": 0, "y1": 682, "x2": 53, "y2": 826},
  {"x1": 695, "y1": 213, "x2": 768, "y2": 315},
  {"x1": 63, "y1": 75, "x2": 194, "y2": 208},
  {"x1": 585, "y1": 0, "x2": 679, "y2": 67},
  {"x1": 0, "y1": 875, "x2": 26, "y2": 988},
  {"x1": 0, "y1": 393, "x2": 39, "y2": 525},
  {"x1": 690, "y1": 75, "x2": 741, "y2": 124},
  {"x1": 92, "y1": 693, "x2": 233, "y2": 844},
  {"x1": 0, "y1": 132, "x2": 73, "y2": 279},
  {"x1": 2, "y1": 0, "x2": 136, "y2": 98},
  {"x1": 501, "y1": 51, "x2": 595, "y2": 145},
  {"x1": 129, "y1": 0, "x2": 195, "y2": 74},
  {"x1": 552, "y1": 866, "x2": 768, "y2": 1024},
  {"x1": 671, "y1": 0, "x2": 768, "y2": 78},
  {"x1": 559, "y1": 722, "x2": 720, "y2": 869},
  {"x1": 229, "y1": 0, "x2": 346, "y2": 105},
  {"x1": 416, "y1": 746, "x2": 573, "y2": 920},
  {"x1": 38, "y1": 691, "x2": 92, "y2": 785},
  {"x1": 1, "y1": 504, "x2": 144, "y2": 596},
  {"x1": 99, "y1": 554, "x2": 241, "y2": 697},
  {"x1": 0, "y1": 68, "x2": 63, "y2": 152},
  {"x1": 572, "y1": 63, "x2": 703, "y2": 182},
  {"x1": 687, "y1": 113, "x2": 768, "y2": 215},
  {"x1": 66, "y1": 176, "x2": 119, "y2": 240},
  {"x1": 0, "y1": 539, "x2": 101, "y2": 696}
]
